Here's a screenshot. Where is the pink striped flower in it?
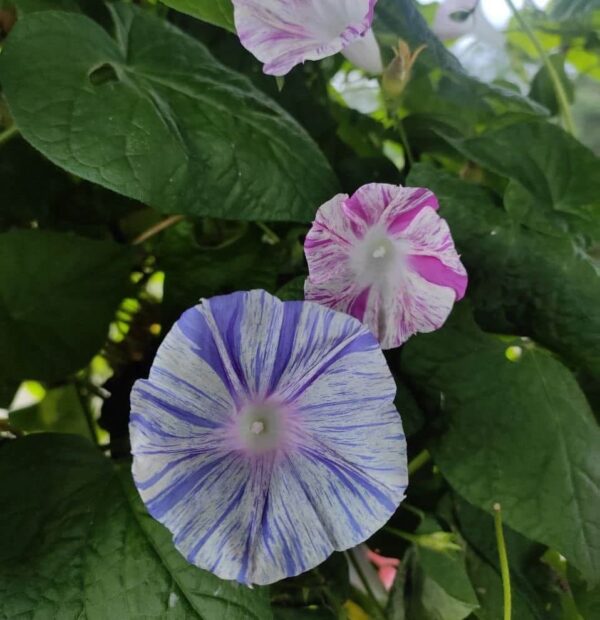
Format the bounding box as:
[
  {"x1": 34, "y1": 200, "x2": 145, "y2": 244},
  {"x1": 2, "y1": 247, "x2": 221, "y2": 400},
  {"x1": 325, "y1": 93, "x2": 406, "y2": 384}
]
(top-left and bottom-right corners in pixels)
[
  {"x1": 232, "y1": 0, "x2": 383, "y2": 76},
  {"x1": 304, "y1": 184, "x2": 468, "y2": 349}
]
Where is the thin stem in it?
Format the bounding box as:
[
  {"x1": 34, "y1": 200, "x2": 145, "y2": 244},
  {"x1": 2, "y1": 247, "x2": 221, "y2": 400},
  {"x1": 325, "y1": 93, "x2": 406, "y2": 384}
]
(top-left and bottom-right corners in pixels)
[
  {"x1": 505, "y1": 0, "x2": 575, "y2": 135},
  {"x1": 345, "y1": 549, "x2": 386, "y2": 620},
  {"x1": 132, "y1": 214, "x2": 185, "y2": 245},
  {"x1": 494, "y1": 503, "x2": 512, "y2": 620},
  {"x1": 408, "y1": 448, "x2": 431, "y2": 476},
  {"x1": 256, "y1": 221, "x2": 281, "y2": 244},
  {"x1": 385, "y1": 526, "x2": 418, "y2": 544},
  {"x1": 0, "y1": 124, "x2": 18, "y2": 146},
  {"x1": 75, "y1": 385, "x2": 98, "y2": 446},
  {"x1": 395, "y1": 116, "x2": 414, "y2": 167}
]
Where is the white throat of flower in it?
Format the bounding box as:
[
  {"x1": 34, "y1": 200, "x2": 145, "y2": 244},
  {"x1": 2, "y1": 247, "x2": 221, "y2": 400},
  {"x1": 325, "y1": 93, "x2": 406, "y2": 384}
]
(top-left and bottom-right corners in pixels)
[
  {"x1": 238, "y1": 403, "x2": 284, "y2": 454},
  {"x1": 349, "y1": 226, "x2": 406, "y2": 288}
]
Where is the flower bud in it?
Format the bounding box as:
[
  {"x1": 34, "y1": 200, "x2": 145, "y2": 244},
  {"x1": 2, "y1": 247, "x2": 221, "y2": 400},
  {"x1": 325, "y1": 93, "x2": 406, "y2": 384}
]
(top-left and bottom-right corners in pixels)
[{"x1": 382, "y1": 40, "x2": 426, "y2": 101}]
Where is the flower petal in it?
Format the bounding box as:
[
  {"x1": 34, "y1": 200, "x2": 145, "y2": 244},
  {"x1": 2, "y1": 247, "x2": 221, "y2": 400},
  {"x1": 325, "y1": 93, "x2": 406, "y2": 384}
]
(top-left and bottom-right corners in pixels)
[
  {"x1": 341, "y1": 28, "x2": 383, "y2": 74},
  {"x1": 402, "y1": 206, "x2": 468, "y2": 300},
  {"x1": 233, "y1": 0, "x2": 377, "y2": 76},
  {"x1": 304, "y1": 184, "x2": 467, "y2": 348},
  {"x1": 130, "y1": 290, "x2": 407, "y2": 585}
]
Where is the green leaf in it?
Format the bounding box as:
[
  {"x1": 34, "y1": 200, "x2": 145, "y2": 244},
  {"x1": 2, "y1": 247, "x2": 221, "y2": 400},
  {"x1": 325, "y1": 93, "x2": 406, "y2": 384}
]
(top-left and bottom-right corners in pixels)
[
  {"x1": 156, "y1": 220, "x2": 282, "y2": 322},
  {"x1": 276, "y1": 275, "x2": 306, "y2": 301},
  {"x1": 551, "y1": 0, "x2": 600, "y2": 20},
  {"x1": 161, "y1": 0, "x2": 234, "y2": 31},
  {"x1": 569, "y1": 565, "x2": 600, "y2": 618},
  {"x1": 466, "y1": 552, "x2": 539, "y2": 620},
  {"x1": 454, "y1": 496, "x2": 561, "y2": 619},
  {"x1": 401, "y1": 306, "x2": 600, "y2": 584},
  {"x1": 529, "y1": 54, "x2": 574, "y2": 116},
  {"x1": 442, "y1": 121, "x2": 600, "y2": 242},
  {"x1": 0, "y1": 230, "x2": 132, "y2": 383},
  {"x1": 0, "y1": 433, "x2": 273, "y2": 619},
  {"x1": 408, "y1": 517, "x2": 479, "y2": 620},
  {"x1": 407, "y1": 163, "x2": 600, "y2": 395},
  {"x1": 0, "y1": 138, "x2": 71, "y2": 230},
  {"x1": 9, "y1": 384, "x2": 92, "y2": 438},
  {"x1": 0, "y1": 6, "x2": 338, "y2": 222},
  {"x1": 10, "y1": 0, "x2": 80, "y2": 13}
]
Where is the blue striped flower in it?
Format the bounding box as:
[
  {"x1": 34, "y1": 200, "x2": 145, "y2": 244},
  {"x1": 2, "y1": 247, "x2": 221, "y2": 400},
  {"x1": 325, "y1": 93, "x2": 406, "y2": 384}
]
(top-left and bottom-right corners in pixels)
[{"x1": 130, "y1": 290, "x2": 407, "y2": 585}]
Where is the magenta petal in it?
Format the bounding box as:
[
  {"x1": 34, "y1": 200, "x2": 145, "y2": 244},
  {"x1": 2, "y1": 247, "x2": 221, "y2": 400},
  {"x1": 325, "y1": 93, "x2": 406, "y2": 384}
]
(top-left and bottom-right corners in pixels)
[
  {"x1": 304, "y1": 183, "x2": 468, "y2": 349},
  {"x1": 409, "y1": 255, "x2": 468, "y2": 300}
]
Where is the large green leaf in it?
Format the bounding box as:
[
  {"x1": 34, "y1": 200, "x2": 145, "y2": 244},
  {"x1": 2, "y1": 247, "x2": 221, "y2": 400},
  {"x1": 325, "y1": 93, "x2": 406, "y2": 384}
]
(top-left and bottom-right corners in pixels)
[
  {"x1": 0, "y1": 434, "x2": 273, "y2": 619},
  {"x1": 0, "y1": 6, "x2": 337, "y2": 222},
  {"x1": 550, "y1": 0, "x2": 600, "y2": 20},
  {"x1": 161, "y1": 0, "x2": 234, "y2": 31},
  {"x1": 0, "y1": 230, "x2": 132, "y2": 383},
  {"x1": 407, "y1": 163, "x2": 600, "y2": 390},
  {"x1": 442, "y1": 121, "x2": 600, "y2": 242},
  {"x1": 401, "y1": 307, "x2": 600, "y2": 584}
]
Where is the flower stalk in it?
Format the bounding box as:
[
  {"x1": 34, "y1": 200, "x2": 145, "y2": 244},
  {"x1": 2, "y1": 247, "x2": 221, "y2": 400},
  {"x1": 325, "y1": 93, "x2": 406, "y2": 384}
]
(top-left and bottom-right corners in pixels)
[{"x1": 494, "y1": 502, "x2": 512, "y2": 620}]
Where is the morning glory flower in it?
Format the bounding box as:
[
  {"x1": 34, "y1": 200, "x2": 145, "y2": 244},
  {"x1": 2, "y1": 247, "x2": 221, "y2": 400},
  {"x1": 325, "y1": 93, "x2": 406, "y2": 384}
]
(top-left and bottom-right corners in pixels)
[
  {"x1": 130, "y1": 290, "x2": 407, "y2": 586},
  {"x1": 304, "y1": 184, "x2": 468, "y2": 349},
  {"x1": 232, "y1": 0, "x2": 383, "y2": 76}
]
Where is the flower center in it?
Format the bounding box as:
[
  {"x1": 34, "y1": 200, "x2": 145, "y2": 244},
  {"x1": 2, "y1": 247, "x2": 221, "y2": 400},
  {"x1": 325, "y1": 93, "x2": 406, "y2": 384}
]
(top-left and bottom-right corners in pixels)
[
  {"x1": 350, "y1": 226, "x2": 405, "y2": 286},
  {"x1": 237, "y1": 403, "x2": 284, "y2": 455}
]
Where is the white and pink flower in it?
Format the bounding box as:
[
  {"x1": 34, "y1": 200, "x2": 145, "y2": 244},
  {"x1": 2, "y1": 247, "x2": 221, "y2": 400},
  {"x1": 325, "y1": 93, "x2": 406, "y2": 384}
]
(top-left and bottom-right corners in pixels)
[
  {"x1": 304, "y1": 183, "x2": 468, "y2": 349},
  {"x1": 232, "y1": 0, "x2": 383, "y2": 76}
]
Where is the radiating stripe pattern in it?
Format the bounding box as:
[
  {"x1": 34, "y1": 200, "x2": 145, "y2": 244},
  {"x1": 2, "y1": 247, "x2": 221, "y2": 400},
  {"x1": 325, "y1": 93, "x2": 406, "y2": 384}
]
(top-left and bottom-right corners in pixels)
[
  {"x1": 304, "y1": 183, "x2": 468, "y2": 349},
  {"x1": 130, "y1": 290, "x2": 407, "y2": 585},
  {"x1": 232, "y1": 0, "x2": 381, "y2": 76}
]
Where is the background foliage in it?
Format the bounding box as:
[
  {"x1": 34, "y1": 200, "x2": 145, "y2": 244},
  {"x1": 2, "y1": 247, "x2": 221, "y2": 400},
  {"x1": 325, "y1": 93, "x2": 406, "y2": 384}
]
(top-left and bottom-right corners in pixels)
[{"x1": 0, "y1": 0, "x2": 598, "y2": 618}]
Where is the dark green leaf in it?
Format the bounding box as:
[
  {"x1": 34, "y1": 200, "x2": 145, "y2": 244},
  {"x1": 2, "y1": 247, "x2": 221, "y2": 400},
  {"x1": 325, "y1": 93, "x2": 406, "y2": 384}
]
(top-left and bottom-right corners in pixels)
[
  {"x1": 454, "y1": 496, "x2": 561, "y2": 619},
  {"x1": 442, "y1": 121, "x2": 600, "y2": 241},
  {"x1": 156, "y1": 220, "x2": 282, "y2": 322},
  {"x1": 466, "y1": 552, "x2": 539, "y2": 620},
  {"x1": 0, "y1": 6, "x2": 338, "y2": 222},
  {"x1": 0, "y1": 434, "x2": 272, "y2": 619},
  {"x1": 9, "y1": 385, "x2": 92, "y2": 438},
  {"x1": 276, "y1": 275, "x2": 306, "y2": 301},
  {"x1": 529, "y1": 54, "x2": 574, "y2": 116},
  {"x1": 401, "y1": 306, "x2": 600, "y2": 584},
  {"x1": 551, "y1": 0, "x2": 600, "y2": 20},
  {"x1": 0, "y1": 139, "x2": 71, "y2": 230},
  {"x1": 569, "y1": 565, "x2": 600, "y2": 618},
  {"x1": 161, "y1": 0, "x2": 234, "y2": 31},
  {"x1": 408, "y1": 517, "x2": 479, "y2": 620},
  {"x1": 407, "y1": 163, "x2": 600, "y2": 394},
  {"x1": 0, "y1": 230, "x2": 133, "y2": 383}
]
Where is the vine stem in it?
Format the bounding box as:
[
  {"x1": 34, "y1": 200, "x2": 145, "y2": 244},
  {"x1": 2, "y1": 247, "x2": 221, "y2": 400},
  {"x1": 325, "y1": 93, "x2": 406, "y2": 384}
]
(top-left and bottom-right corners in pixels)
[
  {"x1": 394, "y1": 116, "x2": 414, "y2": 167},
  {"x1": 132, "y1": 214, "x2": 185, "y2": 245},
  {"x1": 75, "y1": 385, "x2": 99, "y2": 446},
  {"x1": 494, "y1": 503, "x2": 512, "y2": 620},
  {"x1": 0, "y1": 124, "x2": 18, "y2": 147},
  {"x1": 505, "y1": 0, "x2": 576, "y2": 136},
  {"x1": 408, "y1": 448, "x2": 431, "y2": 476}
]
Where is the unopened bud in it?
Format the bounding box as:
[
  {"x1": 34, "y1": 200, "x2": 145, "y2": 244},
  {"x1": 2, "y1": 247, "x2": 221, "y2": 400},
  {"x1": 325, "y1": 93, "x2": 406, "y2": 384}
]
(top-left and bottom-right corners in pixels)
[
  {"x1": 414, "y1": 531, "x2": 462, "y2": 553},
  {"x1": 382, "y1": 40, "x2": 426, "y2": 100}
]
